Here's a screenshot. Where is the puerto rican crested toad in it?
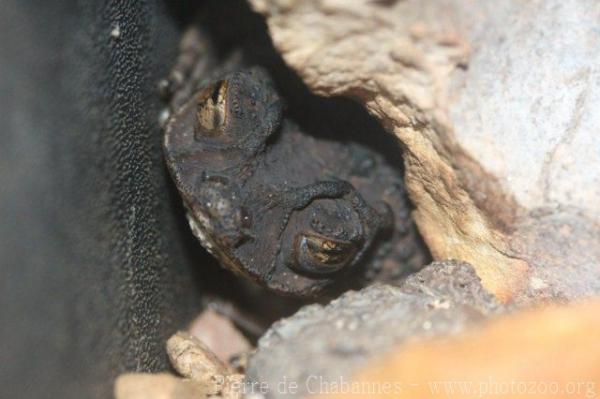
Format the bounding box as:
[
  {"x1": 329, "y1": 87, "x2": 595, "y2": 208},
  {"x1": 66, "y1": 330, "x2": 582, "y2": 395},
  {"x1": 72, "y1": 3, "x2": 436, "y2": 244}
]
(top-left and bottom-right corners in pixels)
[{"x1": 161, "y1": 29, "x2": 427, "y2": 296}]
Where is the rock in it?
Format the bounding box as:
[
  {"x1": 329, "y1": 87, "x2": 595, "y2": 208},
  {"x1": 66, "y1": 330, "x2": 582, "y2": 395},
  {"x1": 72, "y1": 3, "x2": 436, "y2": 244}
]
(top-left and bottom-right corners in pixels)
[
  {"x1": 114, "y1": 373, "x2": 209, "y2": 399},
  {"x1": 114, "y1": 372, "x2": 244, "y2": 399},
  {"x1": 221, "y1": 374, "x2": 246, "y2": 399},
  {"x1": 115, "y1": 333, "x2": 245, "y2": 399},
  {"x1": 314, "y1": 299, "x2": 600, "y2": 399},
  {"x1": 249, "y1": 0, "x2": 600, "y2": 303},
  {"x1": 510, "y1": 210, "x2": 600, "y2": 304},
  {"x1": 166, "y1": 332, "x2": 231, "y2": 395},
  {"x1": 246, "y1": 261, "x2": 503, "y2": 398},
  {"x1": 188, "y1": 308, "x2": 252, "y2": 364}
]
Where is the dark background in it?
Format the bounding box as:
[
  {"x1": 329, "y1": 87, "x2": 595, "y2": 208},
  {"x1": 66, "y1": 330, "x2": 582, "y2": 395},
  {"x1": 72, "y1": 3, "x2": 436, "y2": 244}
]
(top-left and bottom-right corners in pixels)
[{"x1": 0, "y1": 1, "x2": 208, "y2": 397}]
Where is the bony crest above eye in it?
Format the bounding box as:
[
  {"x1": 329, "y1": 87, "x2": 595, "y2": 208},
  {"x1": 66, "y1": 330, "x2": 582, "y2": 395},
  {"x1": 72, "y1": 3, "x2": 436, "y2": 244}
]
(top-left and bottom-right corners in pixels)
[
  {"x1": 195, "y1": 80, "x2": 228, "y2": 137},
  {"x1": 292, "y1": 232, "x2": 360, "y2": 275}
]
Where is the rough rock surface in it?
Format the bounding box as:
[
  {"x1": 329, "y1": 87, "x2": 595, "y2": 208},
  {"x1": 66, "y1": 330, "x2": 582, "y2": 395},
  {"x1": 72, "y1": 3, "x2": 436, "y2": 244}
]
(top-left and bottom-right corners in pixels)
[
  {"x1": 449, "y1": 1, "x2": 600, "y2": 218},
  {"x1": 510, "y1": 210, "x2": 600, "y2": 304},
  {"x1": 188, "y1": 308, "x2": 252, "y2": 363},
  {"x1": 249, "y1": 0, "x2": 600, "y2": 302},
  {"x1": 316, "y1": 299, "x2": 600, "y2": 399},
  {"x1": 166, "y1": 332, "x2": 231, "y2": 394},
  {"x1": 246, "y1": 261, "x2": 503, "y2": 398}
]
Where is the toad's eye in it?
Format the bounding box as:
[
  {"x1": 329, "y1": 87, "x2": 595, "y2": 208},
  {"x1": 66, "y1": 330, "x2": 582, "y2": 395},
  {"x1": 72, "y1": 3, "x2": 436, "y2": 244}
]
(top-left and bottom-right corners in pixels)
[
  {"x1": 195, "y1": 80, "x2": 228, "y2": 136},
  {"x1": 292, "y1": 233, "x2": 360, "y2": 275}
]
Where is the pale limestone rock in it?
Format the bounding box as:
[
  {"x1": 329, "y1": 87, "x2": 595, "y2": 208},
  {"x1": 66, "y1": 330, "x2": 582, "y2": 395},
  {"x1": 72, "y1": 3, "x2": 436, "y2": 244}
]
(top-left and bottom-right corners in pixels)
[
  {"x1": 449, "y1": 1, "x2": 600, "y2": 217},
  {"x1": 166, "y1": 331, "x2": 231, "y2": 395},
  {"x1": 114, "y1": 372, "x2": 243, "y2": 399},
  {"x1": 115, "y1": 332, "x2": 244, "y2": 399},
  {"x1": 188, "y1": 308, "x2": 251, "y2": 364},
  {"x1": 114, "y1": 373, "x2": 209, "y2": 399},
  {"x1": 249, "y1": 0, "x2": 600, "y2": 302}
]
